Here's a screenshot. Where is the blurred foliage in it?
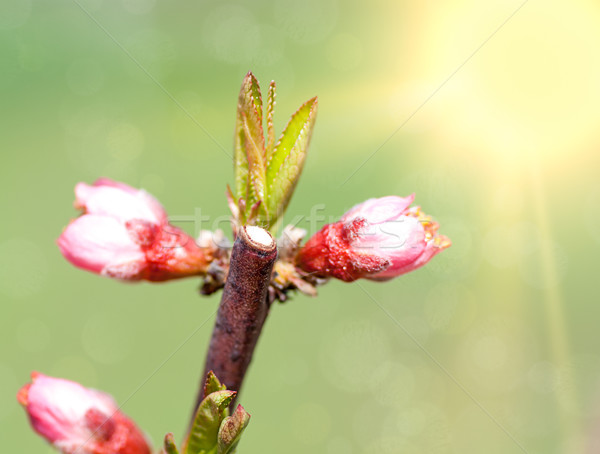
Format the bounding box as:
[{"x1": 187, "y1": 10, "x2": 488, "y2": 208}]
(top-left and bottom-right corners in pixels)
[{"x1": 2, "y1": 1, "x2": 600, "y2": 453}]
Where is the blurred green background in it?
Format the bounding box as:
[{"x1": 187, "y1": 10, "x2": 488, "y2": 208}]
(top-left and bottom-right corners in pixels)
[{"x1": 2, "y1": 0, "x2": 600, "y2": 452}]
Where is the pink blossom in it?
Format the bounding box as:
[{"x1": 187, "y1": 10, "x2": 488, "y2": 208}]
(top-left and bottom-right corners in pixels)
[
  {"x1": 296, "y1": 194, "x2": 450, "y2": 282},
  {"x1": 73, "y1": 178, "x2": 167, "y2": 225},
  {"x1": 17, "y1": 372, "x2": 151, "y2": 454},
  {"x1": 57, "y1": 178, "x2": 212, "y2": 281}
]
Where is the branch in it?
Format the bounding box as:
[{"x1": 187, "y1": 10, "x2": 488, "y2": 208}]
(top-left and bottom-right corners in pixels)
[{"x1": 193, "y1": 225, "x2": 277, "y2": 418}]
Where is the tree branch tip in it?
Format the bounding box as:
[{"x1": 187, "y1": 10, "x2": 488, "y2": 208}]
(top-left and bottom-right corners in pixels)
[{"x1": 242, "y1": 225, "x2": 275, "y2": 250}]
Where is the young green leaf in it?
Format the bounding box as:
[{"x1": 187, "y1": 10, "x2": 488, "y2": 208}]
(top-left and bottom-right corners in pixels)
[
  {"x1": 204, "y1": 371, "x2": 227, "y2": 397},
  {"x1": 246, "y1": 199, "x2": 262, "y2": 225},
  {"x1": 266, "y1": 96, "x2": 318, "y2": 224},
  {"x1": 225, "y1": 185, "x2": 241, "y2": 223},
  {"x1": 217, "y1": 405, "x2": 251, "y2": 454},
  {"x1": 265, "y1": 81, "x2": 276, "y2": 161},
  {"x1": 234, "y1": 119, "x2": 249, "y2": 205},
  {"x1": 234, "y1": 72, "x2": 264, "y2": 203},
  {"x1": 164, "y1": 433, "x2": 180, "y2": 454},
  {"x1": 183, "y1": 390, "x2": 236, "y2": 454},
  {"x1": 242, "y1": 112, "x2": 267, "y2": 213}
]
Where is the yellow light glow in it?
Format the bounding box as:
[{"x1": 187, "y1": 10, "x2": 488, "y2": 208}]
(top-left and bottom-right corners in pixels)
[{"x1": 412, "y1": 0, "x2": 600, "y2": 162}]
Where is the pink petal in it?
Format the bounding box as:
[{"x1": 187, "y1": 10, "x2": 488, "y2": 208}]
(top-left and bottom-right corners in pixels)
[
  {"x1": 341, "y1": 194, "x2": 415, "y2": 224},
  {"x1": 369, "y1": 238, "x2": 444, "y2": 280},
  {"x1": 94, "y1": 178, "x2": 168, "y2": 224},
  {"x1": 57, "y1": 215, "x2": 145, "y2": 275},
  {"x1": 92, "y1": 178, "x2": 139, "y2": 194},
  {"x1": 136, "y1": 189, "x2": 168, "y2": 224},
  {"x1": 353, "y1": 216, "x2": 426, "y2": 273},
  {"x1": 75, "y1": 181, "x2": 166, "y2": 224},
  {"x1": 102, "y1": 260, "x2": 146, "y2": 280}
]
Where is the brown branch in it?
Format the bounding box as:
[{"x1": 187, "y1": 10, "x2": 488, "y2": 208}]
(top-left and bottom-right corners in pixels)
[{"x1": 192, "y1": 225, "x2": 277, "y2": 418}]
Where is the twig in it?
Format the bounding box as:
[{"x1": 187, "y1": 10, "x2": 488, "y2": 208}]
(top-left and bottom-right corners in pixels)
[{"x1": 192, "y1": 225, "x2": 277, "y2": 418}]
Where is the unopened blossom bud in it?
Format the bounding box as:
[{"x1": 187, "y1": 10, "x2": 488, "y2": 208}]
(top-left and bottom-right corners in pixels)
[
  {"x1": 17, "y1": 372, "x2": 151, "y2": 454},
  {"x1": 57, "y1": 178, "x2": 212, "y2": 281},
  {"x1": 296, "y1": 194, "x2": 450, "y2": 282}
]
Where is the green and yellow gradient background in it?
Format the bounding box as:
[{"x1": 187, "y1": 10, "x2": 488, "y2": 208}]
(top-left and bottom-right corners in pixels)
[{"x1": 2, "y1": 0, "x2": 600, "y2": 452}]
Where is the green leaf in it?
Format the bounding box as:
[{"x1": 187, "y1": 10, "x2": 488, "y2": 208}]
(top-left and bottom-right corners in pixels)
[
  {"x1": 231, "y1": 73, "x2": 319, "y2": 230},
  {"x1": 266, "y1": 96, "x2": 318, "y2": 224},
  {"x1": 204, "y1": 371, "x2": 226, "y2": 397},
  {"x1": 183, "y1": 390, "x2": 236, "y2": 454},
  {"x1": 164, "y1": 433, "x2": 180, "y2": 454},
  {"x1": 225, "y1": 185, "x2": 240, "y2": 222},
  {"x1": 234, "y1": 72, "x2": 264, "y2": 205},
  {"x1": 246, "y1": 199, "x2": 262, "y2": 225},
  {"x1": 265, "y1": 81, "x2": 276, "y2": 161},
  {"x1": 217, "y1": 405, "x2": 251, "y2": 454},
  {"x1": 241, "y1": 112, "x2": 267, "y2": 215}
]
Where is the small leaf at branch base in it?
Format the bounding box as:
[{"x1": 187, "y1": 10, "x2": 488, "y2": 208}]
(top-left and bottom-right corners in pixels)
[
  {"x1": 204, "y1": 371, "x2": 227, "y2": 397},
  {"x1": 164, "y1": 433, "x2": 180, "y2": 454},
  {"x1": 183, "y1": 390, "x2": 236, "y2": 454},
  {"x1": 217, "y1": 405, "x2": 251, "y2": 454},
  {"x1": 266, "y1": 96, "x2": 318, "y2": 227},
  {"x1": 246, "y1": 200, "x2": 262, "y2": 226},
  {"x1": 225, "y1": 186, "x2": 240, "y2": 223}
]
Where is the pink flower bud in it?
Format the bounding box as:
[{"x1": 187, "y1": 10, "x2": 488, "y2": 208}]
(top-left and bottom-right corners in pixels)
[
  {"x1": 296, "y1": 194, "x2": 450, "y2": 282},
  {"x1": 17, "y1": 372, "x2": 151, "y2": 454},
  {"x1": 57, "y1": 178, "x2": 212, "y2": 281}
]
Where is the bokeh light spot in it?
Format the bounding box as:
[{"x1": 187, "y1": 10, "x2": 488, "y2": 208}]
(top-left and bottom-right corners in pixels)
[
  {"x1": 0, "y1": 238, "x2": 48, "y2": 299},
  {"x1": 202, "y1": 5, "x2": 261, "y2": 65},
  {"x1": 50, "y1": 355, "x2": 99, "y2": 388},
  {"x1": 17, "y1": 319, "x2": 51, "y2": 353},
  {"x1": 319, "y1": 320, "x2": 390, "y2": 393},
  {"x1": 66, "y1": 59, "x2": 105, "y2": 96},
  {"x1": 107, "y1": 122, "x2": 144, "y2": 162},
  {"x1": 0, "y1": 363, "x2": 17, "y2": 421},
  {"x1": 0, "y1": 0, "x2": 31, "y2": 30},
  {"x1": 291, "y1": 402, "x2": 331, "y2": 445},
  {"x1": 327, "y1": 33, "x2": 363, "y2": 71},
  {"x1": 122, "y1": 0, "x2": 156, "y2": 15},
  {"x1": 82, "y1": 312, "x2": 133, "y2": 364}
]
